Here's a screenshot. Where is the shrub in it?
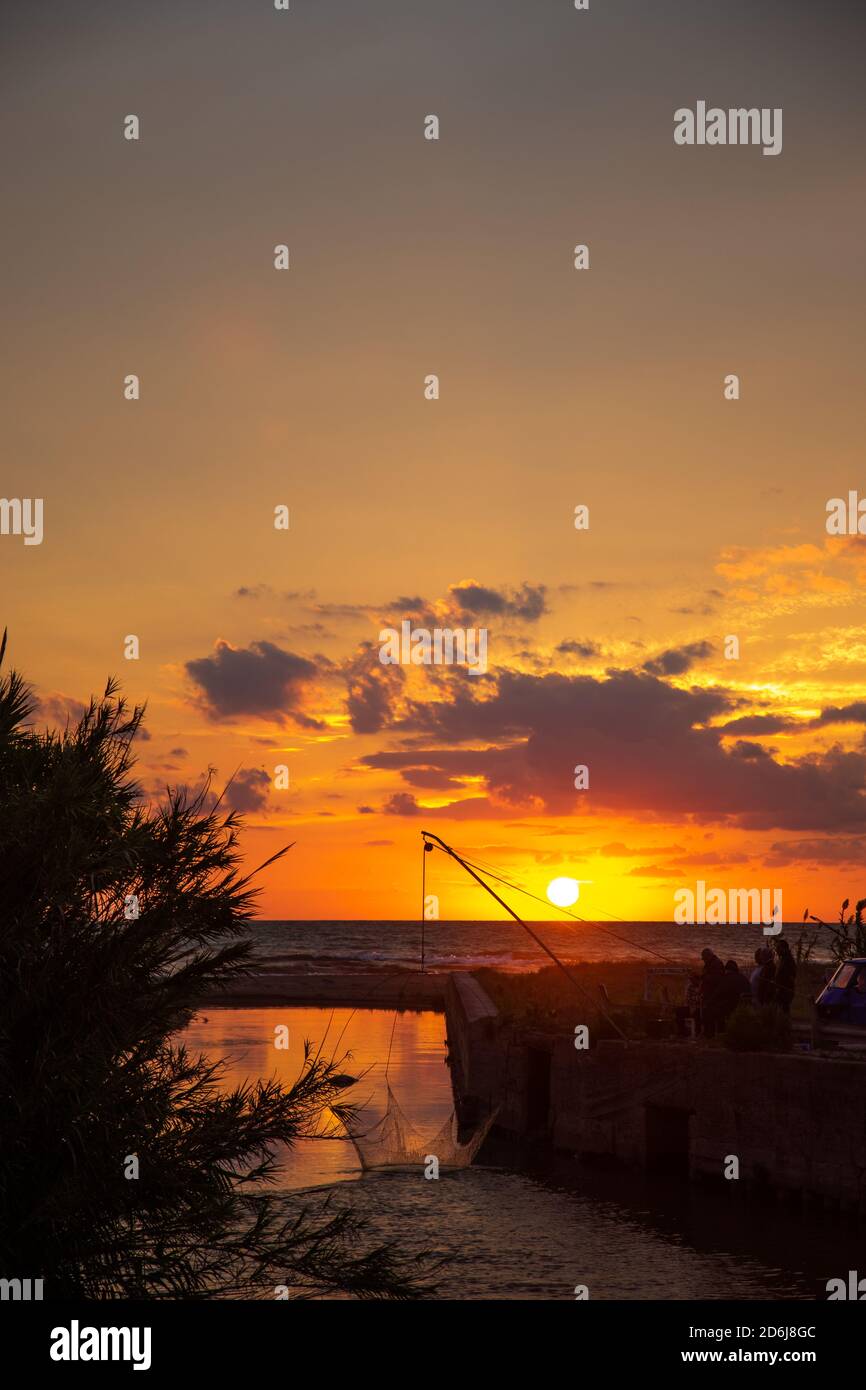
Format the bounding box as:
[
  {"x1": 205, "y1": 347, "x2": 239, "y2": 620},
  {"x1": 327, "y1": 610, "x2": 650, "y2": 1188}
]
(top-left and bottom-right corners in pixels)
[
  {"x1": 722, "y1": 1002, "x2": 791, "y2": 1053},
  {"x1": 0, "y1": 635, "x2": 424, "y2": 1299}
]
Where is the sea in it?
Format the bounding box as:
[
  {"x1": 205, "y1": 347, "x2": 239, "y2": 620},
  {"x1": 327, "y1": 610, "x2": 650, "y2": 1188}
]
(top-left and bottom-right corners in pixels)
[{"x1": 245, "y1": 918, "x2": 833, "y2": 973}]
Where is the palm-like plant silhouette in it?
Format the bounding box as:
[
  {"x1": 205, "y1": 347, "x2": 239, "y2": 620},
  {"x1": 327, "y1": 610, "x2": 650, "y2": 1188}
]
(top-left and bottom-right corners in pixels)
[{"x1": 0, "y1": 633, "x2": 426, "y2": 1299}]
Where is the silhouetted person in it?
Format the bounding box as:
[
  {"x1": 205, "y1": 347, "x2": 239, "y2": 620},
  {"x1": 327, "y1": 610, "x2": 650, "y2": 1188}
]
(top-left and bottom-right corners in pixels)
[
  {"x1": 750, "y1": 946, "x2": 775, "y2": 1006},
  {"x1": 774, "y1": 939, "x2": 796, "y2": 1014},
  {"x1": 717, "y1": 958, "x2": 751, "y2": 1022},
  {"x1": 700, "y1": 948, "x2": 726, "y2": 1037},
  {"x1": 675, "y1": 972, "x2": 702, "y2": 1037}
]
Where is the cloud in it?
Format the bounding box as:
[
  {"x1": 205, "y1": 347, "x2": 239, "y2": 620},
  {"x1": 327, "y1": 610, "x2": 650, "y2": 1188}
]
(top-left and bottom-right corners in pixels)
[
  {"x1": 363, "y1": 667, "x2": 866, "y2": 832},
  {"x1": 234, "y1": 584, "x2": 272, "y2": 600},
  {"x1": 345, "y1": 643, "x2": 406, "y2": 734},
  {"x1": 717, "y1": 715, "x2": 796, "y2": 735},
  {"x1": 716, "y1": 542, "x2": 825, "y2": 583},
  {"x1": 234, "y1": 585, "x2": 317, "y2": 601},
  {"x1": 381, "y1": 791, "x2": 496, "y2": 819},
  {"x1": 728, "y1": 739, "x2": 774, "y2": 760},
  {"x1": 185, "y1": 639, "x2": 322, "y2": 726},
  {"x1": 556, "y1": 640, "x2": 600, "y2": 659},
  {"x1": 815, "y1": 702, "x2": 866, "y2": 726},
  {"x1": 224, "y1": 768, "x2": 271, "y2": 814},
  {"x1": 641, "y1": 641, "x2": 714, "y2": 677},
  {"x1": 382, "y1": 792, "x2": 422, "y2": 816},
  {"x1": 599, "y1": 841, "x2": 687, "y2": 857},
  {"x1": 35, "y1": 693, "x2": 89, "y2": 728},
  {"x1": 399, "y1": 767, "x2": 465, "y2": 790},
  {"x1": 765, "y1": 836, "x2": 866, "y2": 867},
  {"x1": 713, "y1": 539, "x2": 865, "y2": 609},
  {"x1": 628, "y1": 863, "x2": 685, "y2": 878},
  {"x1": 448, "y1": 581, "x2": 548, "y2": 622}
]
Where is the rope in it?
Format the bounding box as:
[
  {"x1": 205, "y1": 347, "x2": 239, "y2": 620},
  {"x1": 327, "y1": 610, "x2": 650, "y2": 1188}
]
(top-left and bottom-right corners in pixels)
[
  {"x1": 384, "y1": 1006, "x2": 400, "y2": 1080},
  {"x1": 421, "y1": 839, "x2": 429, "y2": 973},
  {"x1": 422, "y1": 832, "x2": 630, "y2": 1042}
]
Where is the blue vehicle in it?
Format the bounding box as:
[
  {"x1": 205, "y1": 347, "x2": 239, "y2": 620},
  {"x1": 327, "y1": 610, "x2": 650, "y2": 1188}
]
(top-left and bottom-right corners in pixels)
[{"x1": 815, "y1": 959, "x2": 866, "y2": 1026}]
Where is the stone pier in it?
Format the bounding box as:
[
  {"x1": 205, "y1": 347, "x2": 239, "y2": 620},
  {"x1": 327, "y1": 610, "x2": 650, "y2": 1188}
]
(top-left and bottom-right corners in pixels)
[{"x1": 445, "y1": 972, "x2": 866, "y2": 1212}]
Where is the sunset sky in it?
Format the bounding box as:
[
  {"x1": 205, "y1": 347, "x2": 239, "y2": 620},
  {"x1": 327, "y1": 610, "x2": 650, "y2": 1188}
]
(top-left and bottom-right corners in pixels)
[{"x1": 3, "y1": 0, "x2": 865, "y2": 921}]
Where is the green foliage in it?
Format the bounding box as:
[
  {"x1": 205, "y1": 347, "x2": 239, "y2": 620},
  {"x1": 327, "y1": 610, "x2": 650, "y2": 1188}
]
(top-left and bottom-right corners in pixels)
[
  {"x1": 0, "y1": 635, "x2": 427, "y2": 1299},
  {"x1": 722, "y1": 1002, "x2": 792, "y2": 1053},
  {"x1": 804, "y1": 896, "x2": 866, "y2": 964}
]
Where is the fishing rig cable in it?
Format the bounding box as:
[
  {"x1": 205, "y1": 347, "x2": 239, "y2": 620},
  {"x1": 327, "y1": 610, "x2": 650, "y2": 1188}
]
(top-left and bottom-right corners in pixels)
[
  {"x1": 421, "y1": 830, "x2": 629, "y2": 1042},
  {"x1": 445, "y1": 846, "x2": 681, "y2": 966}
]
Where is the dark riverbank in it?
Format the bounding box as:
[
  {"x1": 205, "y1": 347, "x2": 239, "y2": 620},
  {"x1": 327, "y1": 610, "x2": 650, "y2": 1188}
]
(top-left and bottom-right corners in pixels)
[{"x1": 205, "y1": 969, "x2": 446, "y2": 1009}]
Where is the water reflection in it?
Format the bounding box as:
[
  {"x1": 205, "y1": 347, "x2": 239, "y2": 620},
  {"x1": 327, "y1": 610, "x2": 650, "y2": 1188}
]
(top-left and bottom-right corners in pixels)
[{"x1": 183, "y1": 1005, "x2": 452, "y2": 1190}]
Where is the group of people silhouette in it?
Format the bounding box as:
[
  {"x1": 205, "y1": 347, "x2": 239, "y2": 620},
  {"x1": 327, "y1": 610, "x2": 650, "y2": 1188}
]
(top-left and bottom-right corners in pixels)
[{"x1": 676, "y1": 940, "x2": 797, "y2": 1039}]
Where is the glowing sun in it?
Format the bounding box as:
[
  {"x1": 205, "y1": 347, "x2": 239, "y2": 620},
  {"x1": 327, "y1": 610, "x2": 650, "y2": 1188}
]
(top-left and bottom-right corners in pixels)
[{"x1": 546, "y1": 876, "x2": 580, "y2": 908}]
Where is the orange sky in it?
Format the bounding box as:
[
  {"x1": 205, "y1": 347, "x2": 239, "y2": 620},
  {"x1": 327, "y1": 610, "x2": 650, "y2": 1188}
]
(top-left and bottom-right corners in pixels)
[{"x1": 3, "y1": 0, "x2": 865, "y2": 922}]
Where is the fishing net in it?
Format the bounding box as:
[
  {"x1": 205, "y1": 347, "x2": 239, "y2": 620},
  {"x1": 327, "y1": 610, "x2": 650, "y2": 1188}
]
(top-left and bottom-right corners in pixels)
[{"x1": 343, "y1": 1082, "x2": 496, "y2": 1171}]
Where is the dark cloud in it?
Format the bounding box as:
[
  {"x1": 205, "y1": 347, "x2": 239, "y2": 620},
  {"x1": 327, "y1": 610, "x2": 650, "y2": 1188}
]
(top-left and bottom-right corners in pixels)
[
  {"x1": 345, "y1": 644, "x2": 406, "y2": 734},
  {"x1": 718, "y1": 715, "x2": 795, "y2": 735},
  {"x1": 169, "y1": 746, "x2": 188, "y2": 757},
  {"x1": 363, "y1": 668, "x2": 866, "y2": 832},
  {"x1": 391, "y1": 595, "x2": 428, "y2": 611},
  {"x1": 382, "y1": 792, "x2": 422, "y2": 816},
  {"x1": 729, "y1": 740, "x2": 774, "y2": 760},
  {"x1": 185, "y1": 640, "x2": 321, "y2": 726},
  {"x1": 449, "y1": 581, "x2": 547, "y2": 622},
  {"x1": 234, "y1": 585, "x2": 317, "y2": 601},
  {"x1": 556, "y1": 640, "x2": 600, "y2": 659},
  {"x1": 313, "y1": 601, "x2": 376, "y2": 620},
  {"x1": 224, "y1": 768, "x2": 270, "y2": 815},
  {"x1": 399, "y1": 767, "x2": 464, "y2": 790},
  {"x1": 766, "y1": 837, "x2": 866, "y2": 867},
  {"x1": 35, "y1": 693, "x2": 89, "y2": 728},
  {"x1": 381, "y1": 791, "x2": 495, "y2": 819},
  {"x1": 815, "y1": 702, "x2": 866, "y2": 726},
  {"x1": 234, "y1": 584, "x2": 272, "y2": 600},
  {"x1": 641, "y1": 641, "x2": 714, "y2": 677}
]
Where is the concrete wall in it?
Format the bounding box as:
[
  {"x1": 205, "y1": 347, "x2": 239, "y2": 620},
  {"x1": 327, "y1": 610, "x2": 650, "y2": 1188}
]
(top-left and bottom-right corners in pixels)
[
  {"x1": 551, "y1": 1038, "x2": 866, "y2": 1210},
  {"x1": 445, "y1": 973, "x2": 541, "y2": 1132}
]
